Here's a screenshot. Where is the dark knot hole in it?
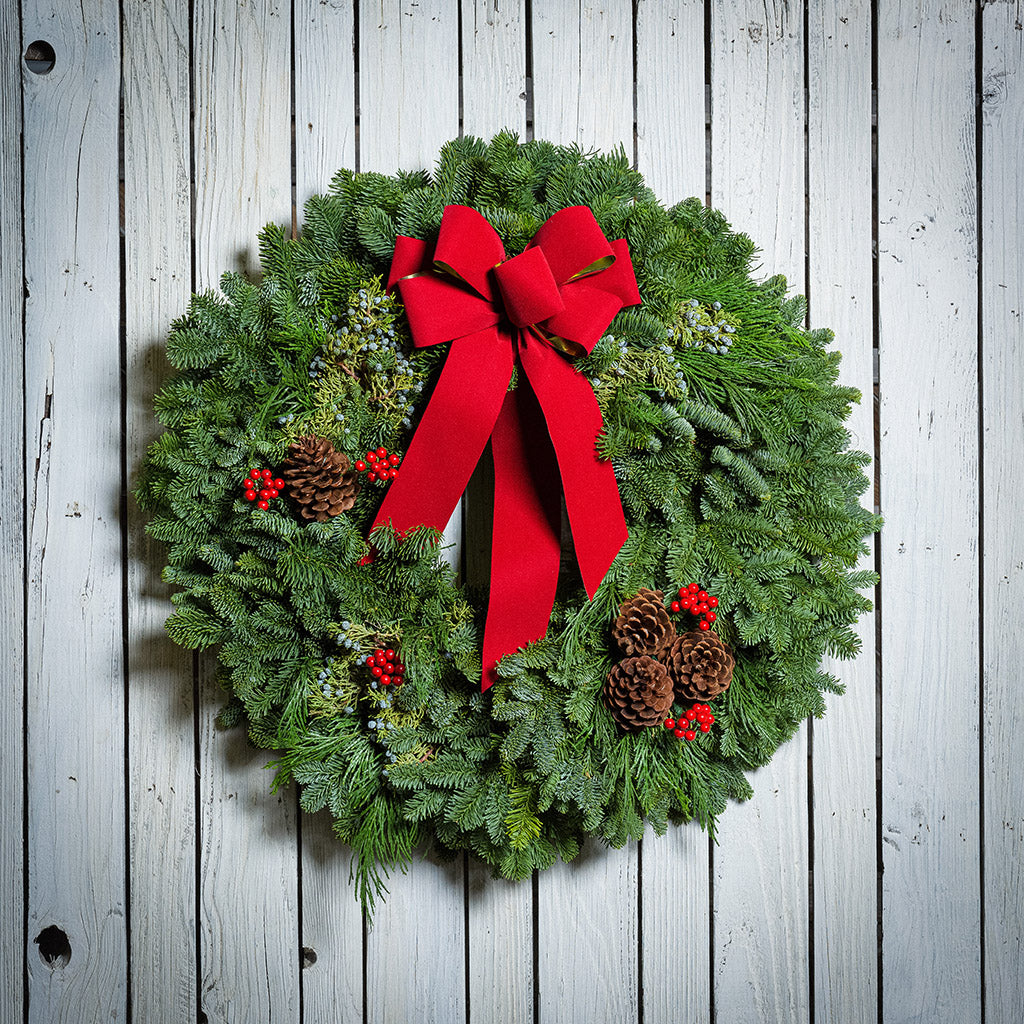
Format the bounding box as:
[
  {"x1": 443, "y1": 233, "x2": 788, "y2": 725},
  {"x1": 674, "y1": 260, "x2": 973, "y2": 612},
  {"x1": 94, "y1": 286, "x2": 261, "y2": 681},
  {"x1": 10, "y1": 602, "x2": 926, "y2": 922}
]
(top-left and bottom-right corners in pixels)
[{"x1": 35, "y1": 924, "x2": 71, "y2": 967}]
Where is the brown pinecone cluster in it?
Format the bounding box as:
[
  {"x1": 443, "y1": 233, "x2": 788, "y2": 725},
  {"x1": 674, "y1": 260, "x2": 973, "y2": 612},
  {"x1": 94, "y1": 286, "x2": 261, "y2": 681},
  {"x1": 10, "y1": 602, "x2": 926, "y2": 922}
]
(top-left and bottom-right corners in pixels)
[
  {"x1": 281, "y1": 435, "x2": 361, "y2": 522},
  {"x1": 603, "y1": 588, "x2": 734, "y2": 731}
]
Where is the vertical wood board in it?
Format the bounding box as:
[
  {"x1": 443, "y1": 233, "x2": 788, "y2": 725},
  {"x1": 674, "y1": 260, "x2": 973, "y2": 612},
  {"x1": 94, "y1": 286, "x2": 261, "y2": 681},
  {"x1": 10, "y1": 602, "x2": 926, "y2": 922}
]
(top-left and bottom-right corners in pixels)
[
  {"x1": 634, "y1": 5, "x2": 712, "y2": 1022},
  {"x1": 192, "y1": 3, "x2": 300, "y2": 1021},
  {"x1": 461, "y1": 0, "x2": 527, "y2": 139},
  {"x1": 122, "y1": 0, "x2": 197, "y2": 1019},
  {"x1": 806, "y1": 3, "x2": 878, "y2": 1022},
  {"x1": 531, "y1": 0, "x2": 633, "y2": 152},
  {"x1": 21, "y1": 1, "x2": 126, "y2": 1020},
  {"x1": 709, "y1": 3, "x2": 810, "y2": 1021},
  {"x1": 359, "y1": 7, "x2": 466, "y2": 1023},
  {"x1": 0, "y1": 8, "x2": 24, "y2": 1023},
  {"x1": 877, "y1": 2, "x2": 981, "y2": 1021},
  {"x1": 292, "y1": 15, "x2": 364, "y2": 1019},
  {"x1": 295, "y1": 0, "x2": 356, "y2": 209},
  {"x1": 981, "y1": 2, "x2": 1024, "y2": 1020},
  {"x1": 532, "y1": 8, "x2": 639, "y2": 1018}
]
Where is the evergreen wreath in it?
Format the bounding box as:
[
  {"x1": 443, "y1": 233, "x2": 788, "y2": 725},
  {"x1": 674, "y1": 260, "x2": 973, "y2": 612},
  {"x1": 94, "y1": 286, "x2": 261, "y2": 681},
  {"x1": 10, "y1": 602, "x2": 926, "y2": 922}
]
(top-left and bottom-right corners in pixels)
[{"x1": 136, "y1": 131, "x2": 880, "y2": 912}]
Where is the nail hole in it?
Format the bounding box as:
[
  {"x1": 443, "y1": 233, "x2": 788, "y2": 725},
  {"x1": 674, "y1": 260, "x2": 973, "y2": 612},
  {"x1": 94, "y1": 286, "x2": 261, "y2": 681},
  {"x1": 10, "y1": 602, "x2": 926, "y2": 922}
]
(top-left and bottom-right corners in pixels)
[
  {"x1": 24, "y1": 40, "x2": 56, "y2": 75},
  {"x1": 301, "y1": 946, "x2": 318, "y2": 968},
  {"x1": 35, "y1": 925, "x2": 72, "y2": 967}
]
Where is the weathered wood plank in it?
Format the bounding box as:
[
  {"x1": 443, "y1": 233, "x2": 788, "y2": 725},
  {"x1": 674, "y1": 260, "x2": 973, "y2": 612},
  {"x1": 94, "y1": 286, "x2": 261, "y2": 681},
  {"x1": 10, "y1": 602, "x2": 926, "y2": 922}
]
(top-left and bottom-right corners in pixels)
[
  {"x1": 292, "y1": 9, "x2": 364, "y2": 1018},
  {"x1": 531, "y1": 0, "x2": 633, "y2": 153},
  {"x1": 192, "y1": 3, "x2": 299, "y2": 1021},
  {"x1": 806, "y1": 3, "x2": 878, "y2": 1023},
  {"x1": 636, "y1": 0, "x2": 706, "y2": 206},
  {"x1": 0, "y1": 8, "x2": 25, "y2": 1023},
  {"x1": 295, "y1": 0, "x2": 356, "y2": 209},
  {"x1": 532, "y1": 5, "x2": 639, "y2": 1021},
  {"x1": 709, "y1": 3, "x2": 810, "y2": 1021},
  {"x1": 461, "y1": 0, "x2": 528, "y2": 140},
  {"x1": 20, "y1": 1, "x2": 126, "y2": 1020},
  {"x1": 359, "y1": 6, "x2": 466, "y2": 1022},
  {"x1": 122, "y1": 0, "x2": 196, "y2": 1020},
  {"x1": 634, "y1": 4, "x2": 711, "y2": 1023},
  {"x1": 877, "y1": 2, "x2": 981, "y2": 1021},
  {"x1": 981, "y1": 2, "x2": 1024, "y2": 1020},
  {"x1": 459, "y1": 5, "x2": 534, "y2": 1021}
]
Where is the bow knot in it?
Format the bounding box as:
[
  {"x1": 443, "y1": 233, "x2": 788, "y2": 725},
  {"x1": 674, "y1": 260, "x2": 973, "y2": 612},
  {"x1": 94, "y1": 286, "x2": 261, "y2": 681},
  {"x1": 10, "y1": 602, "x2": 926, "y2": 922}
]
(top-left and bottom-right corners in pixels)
[{"x1": 375, "y1": 204, "x2": 641, "y2": 689}]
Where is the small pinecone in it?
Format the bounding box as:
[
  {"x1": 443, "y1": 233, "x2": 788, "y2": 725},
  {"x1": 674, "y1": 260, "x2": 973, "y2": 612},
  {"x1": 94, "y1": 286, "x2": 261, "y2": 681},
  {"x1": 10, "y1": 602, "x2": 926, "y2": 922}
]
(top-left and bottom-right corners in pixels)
[
  {"x1": 612, "y1": 588, "x2": 677, "y2": 658},
  {"x1": 666, "y1": 631, "x2": 735, "y2": 702},
  {"x1": 603, "y1": 656, "x2": 674, "y2": 732},
  {"x1": 281, "y1": 435, "x2": 360, "y2": 522}
]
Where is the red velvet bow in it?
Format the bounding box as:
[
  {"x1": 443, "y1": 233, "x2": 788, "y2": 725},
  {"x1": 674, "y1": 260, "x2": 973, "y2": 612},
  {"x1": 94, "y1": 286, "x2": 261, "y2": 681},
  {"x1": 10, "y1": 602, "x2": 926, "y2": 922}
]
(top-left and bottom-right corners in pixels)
[{"x1": 372, "y1": 204, "x2": 640, "y2": 689}]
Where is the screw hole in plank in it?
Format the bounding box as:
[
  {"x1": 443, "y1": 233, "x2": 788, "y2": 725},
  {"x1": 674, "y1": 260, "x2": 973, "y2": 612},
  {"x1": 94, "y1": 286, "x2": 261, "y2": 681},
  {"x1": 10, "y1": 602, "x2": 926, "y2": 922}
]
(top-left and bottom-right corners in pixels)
[
  {"x1": 24, "y1": 40, "x2": 56, "y2": 75},
  {"x1": 34, "y1": 925, "x2": 71, "y2": 967}
]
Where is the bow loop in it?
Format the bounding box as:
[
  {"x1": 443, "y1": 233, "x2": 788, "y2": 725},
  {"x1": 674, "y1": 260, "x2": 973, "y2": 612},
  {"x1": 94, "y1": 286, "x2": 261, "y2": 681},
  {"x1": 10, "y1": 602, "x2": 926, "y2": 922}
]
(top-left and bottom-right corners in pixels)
[
  {"x1": 492, "y1": 247, "x2": 565, "y2": 328},
  {"x1": 432, "y1": 205, "x2": 503, "y2": 300}
]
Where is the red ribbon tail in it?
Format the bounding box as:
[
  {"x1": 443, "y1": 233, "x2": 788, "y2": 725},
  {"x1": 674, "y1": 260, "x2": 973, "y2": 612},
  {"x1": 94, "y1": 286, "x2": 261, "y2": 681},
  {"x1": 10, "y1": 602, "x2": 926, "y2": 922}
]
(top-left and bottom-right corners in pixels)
[
  {"x1": 370, "y1": 330, "x2": 514, "y2": 543},
  {"x1": 482, "y1": 385, "x2": 562, "y2": 690},
  {"x1": 518, "y1": 333, "x2": 627, "y2": 599}
]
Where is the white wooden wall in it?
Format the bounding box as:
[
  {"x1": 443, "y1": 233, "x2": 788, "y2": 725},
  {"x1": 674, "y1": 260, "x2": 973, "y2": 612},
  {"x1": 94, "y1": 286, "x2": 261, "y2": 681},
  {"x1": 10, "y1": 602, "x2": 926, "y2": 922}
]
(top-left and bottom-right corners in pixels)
[{"x1": 3, "y1": 1, "x2": 1022, "y2": 1021}]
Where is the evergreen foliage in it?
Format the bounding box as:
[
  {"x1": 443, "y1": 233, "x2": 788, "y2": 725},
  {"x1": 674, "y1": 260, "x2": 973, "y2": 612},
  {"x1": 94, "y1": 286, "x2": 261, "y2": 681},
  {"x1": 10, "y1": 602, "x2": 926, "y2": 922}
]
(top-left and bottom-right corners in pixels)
[{"x1": 137, "y1": 132, "x2": 880, "y2": 913}]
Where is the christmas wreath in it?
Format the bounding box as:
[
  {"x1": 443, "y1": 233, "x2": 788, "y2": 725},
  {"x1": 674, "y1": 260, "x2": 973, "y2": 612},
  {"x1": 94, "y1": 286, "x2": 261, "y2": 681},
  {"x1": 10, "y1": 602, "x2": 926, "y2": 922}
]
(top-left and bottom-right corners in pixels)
[{"x1": 136, "y1": 132, "x2": 879, "y2": 911}]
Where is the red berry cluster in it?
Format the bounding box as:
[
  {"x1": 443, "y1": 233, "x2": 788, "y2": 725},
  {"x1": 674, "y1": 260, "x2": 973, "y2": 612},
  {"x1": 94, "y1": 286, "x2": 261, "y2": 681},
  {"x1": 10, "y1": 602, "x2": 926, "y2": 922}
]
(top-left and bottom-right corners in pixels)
[
  {"x1": 354, "y1": 447, "x2": 401, "y2": 483},
  {"x1": 368, "y1": 647, "x2": 405, "y2": 687},
  {"x1": 668, "y1": 582, "x2": 719, "y2": 631},
  {"x1": 663, "y1": 703, "x2": 715, "y2": 741},
  {"x1": 243, "y1": 467, "x2": 285, "y2": 511}
]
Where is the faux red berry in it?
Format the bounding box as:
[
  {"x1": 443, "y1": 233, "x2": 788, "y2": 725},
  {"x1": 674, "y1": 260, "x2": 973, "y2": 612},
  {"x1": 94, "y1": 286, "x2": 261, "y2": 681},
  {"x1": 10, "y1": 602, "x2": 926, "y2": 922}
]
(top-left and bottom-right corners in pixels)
[
  {"x1": 707, "y1": 611, "x2": 716, "y2": 623},
  {"x1": 257, "y1": 500, "x2": 270, "y2": 510},
  {"x1": 249, "y1": 469, "x2": 261, "y2": 479},
  {"x1": 686, "y1": 709, "x2": 697, "y2": 721},
  {"x1": 376, "y1": 447, "x2": 387, "y2": 457},
  {"x1": 680, "y1": 596, "x2": 693, "y2": 609},
  {"x1": 261, "y1": 469, "x2": 272, "y2": 480},
  {"x1": 697, "y1": 602, "x2": 709, "y2": 614},
  {"x1": 245, "y1": 490, "x2": 257, "y2": 501},
  {"x1": 273, "y1": 478, "x2": 284, "y2": 489},
  {"x1": 674, "y1": 728, "x2": 685, "y2": 738},
  {"x1": 697, "y1": 590, "x2": 708, "y2": 602},
  {"x1": 670, "y1": 601, "x2": 681, "y2": 612},
  {"x1": 708, "y1": 596, "x2": 719, "y2": 608},
  {"x1": 268, "y1": 488, "x2": 279, "y2": 498},
  {"x1": 374, "y1": 648, "x2": 384, "y2": 658},
  {"x1": 699, "y1": 620, "x2": 710, "y2": 630},
  {"x1": 381, "y1": 674, "x2": 392, "y2": 686},
  {"x1": 259, "y1": 489, "x2": 271, "y2": 499},
  {"x1": 688, "y1": 582, "x2": 700, "y2": 594},
  {"x1": 664, "y1": 718, "x2": 676, "y2": 730},
  {"x1": 385, "y1": 649, "x2": 395, "y2": 659},
  {"x1": 355, "y1": 460, "x2": 366, "y2": 472},
  {"x1": 700, "y1": 723, "x2": 711, "y2": 733},
  {"x1": 371, "y1": 666, "x2": 382, "y2": 678},
  {"x1": 389, "y1": 453, "x2": 400, "y2": 466},
  {"x1": 368, "y1": 472, "x2": 377, "y2": 482},
  {"x1": 684, "y1": 730, "x2": 696, "y2": 741},
  {"x1": 366, "y1": 451, "x2": 377, "y2": 463},
  {"x1": 707, "y1": 714, "x2": 715, "y2": 724}
]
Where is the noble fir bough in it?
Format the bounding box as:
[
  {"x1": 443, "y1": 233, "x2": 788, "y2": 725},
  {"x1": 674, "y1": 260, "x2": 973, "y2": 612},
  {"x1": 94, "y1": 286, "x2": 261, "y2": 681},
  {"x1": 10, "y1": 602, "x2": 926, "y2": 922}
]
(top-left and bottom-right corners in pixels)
[{"x1": 136, "y1": 131, "x2": 880, "y2": 913}]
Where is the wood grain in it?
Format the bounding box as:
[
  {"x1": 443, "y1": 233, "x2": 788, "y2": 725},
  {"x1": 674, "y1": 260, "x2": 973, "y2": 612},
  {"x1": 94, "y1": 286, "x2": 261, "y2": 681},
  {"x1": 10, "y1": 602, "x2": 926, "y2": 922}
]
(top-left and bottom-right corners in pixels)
[
  {"x1": 532, "y1": 5, "x2": 639, "y2": 1020},
  {"x1": 21, "y1": 1, "x2": 126, "y2": 1020},
  {"x1": 807, "y1": 3, "x2": 878, "y2": 1022},
  {"x1": 877, "y1": 2, "x2": 981, "y2": 1021},
  {"x1": 192, "y1": 3, "x2": 300, "y2": 1021},
  {"x1": 0, "y1": 6, "x2": 24, "y2": 1022},
  {"x1": 359, "y1": 7, "x2": 467, "y2": 1022},
  {"x1": 295, "y1": 0, "x2": 356, "y2": 209},
  {"x1": 459, "y1": 6, "x2": 534, "y2": 1021},
  {"x1": 461, "y1": 0, "x2": 528, "y2": 140},
  {"x1": 122, "y1": 0, "x2": 197, "y2": 1020},
  {"x1": 292, "y1": 12, "x2": 364, "y2": 1019},
  {"x1": 532, "y1": 0, "x2": 633, "y2": 152},
  {"x1": 981, "y1": 2, "x2": 1024, "y2": 1020},
  {"x1": 634, "y1": 4, "x2": 712, "y2": 1022},
  {"x1": 709, "y1": 3, "x2": 810, "y2": 1021}
]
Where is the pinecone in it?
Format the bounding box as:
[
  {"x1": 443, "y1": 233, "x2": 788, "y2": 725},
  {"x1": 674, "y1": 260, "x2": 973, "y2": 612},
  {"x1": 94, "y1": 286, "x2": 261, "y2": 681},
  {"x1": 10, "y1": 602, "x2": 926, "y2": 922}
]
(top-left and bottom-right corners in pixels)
[
  {"x1": 612, "y1": 588, "x2": 677, "y2": 658},
  {"x1": 603, "y1": 656, "x2": 674, "y2": 731},
  {"x1": 281, "y1": 435, "x2": 360, "y2": 522},
  {"x1": 666, "y1": 631, "x2": 735, "y2": 702}
]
